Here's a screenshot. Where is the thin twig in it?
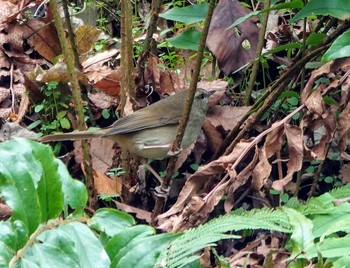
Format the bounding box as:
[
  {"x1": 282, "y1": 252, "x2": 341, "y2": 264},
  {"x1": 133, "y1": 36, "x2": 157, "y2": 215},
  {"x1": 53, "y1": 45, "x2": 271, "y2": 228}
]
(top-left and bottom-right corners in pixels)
[
  {"x1": 50, "y1": 0, "x2": 95, "y2": 207},
  {"x1": 152, "y1": 0, "x2": 217, "y2": 218},
  {"x1": 244, "y1": 0, "x2": 271, "y2": 105}
]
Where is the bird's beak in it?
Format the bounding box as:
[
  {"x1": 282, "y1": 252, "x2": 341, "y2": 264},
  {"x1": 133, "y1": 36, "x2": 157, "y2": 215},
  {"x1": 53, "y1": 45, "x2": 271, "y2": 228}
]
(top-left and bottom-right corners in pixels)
[{"x1": 207, "y1": 90, "x2": 215, "y2": 96}]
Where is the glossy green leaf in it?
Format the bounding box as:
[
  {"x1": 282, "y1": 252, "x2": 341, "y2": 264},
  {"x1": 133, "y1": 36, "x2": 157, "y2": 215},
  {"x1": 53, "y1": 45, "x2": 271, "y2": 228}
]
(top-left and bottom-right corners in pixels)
[
  {"x1": 57, "y1": 160, "x2": 87, "y2": 216},
  {"x1": 105, "y1": 225, "x2": 155, "y2": 260},
  {"x1": 292, "y1": 0, "x2": 350, "y2": 22},
  {"x1": 167, "y1": 29, "x2": 201, "y2": 51},
  {"x1": 0, "y1": 241, "x2": 14, "y2": 268},
  {"x1": 89, "y1": 208, "x2": 135, "y2": 237},
  {"x1": 19, "y1": 222, "x2": 110, "y2": 268},
  {"x1": 159, "y1": 4, "x2": 208, "y2": 24},
  {"x1": 111, "y1": 233, "x2": 180, "y2": 268},
  {"x1": 322, "y1": 29, "x2": 350, "y2": 61}
]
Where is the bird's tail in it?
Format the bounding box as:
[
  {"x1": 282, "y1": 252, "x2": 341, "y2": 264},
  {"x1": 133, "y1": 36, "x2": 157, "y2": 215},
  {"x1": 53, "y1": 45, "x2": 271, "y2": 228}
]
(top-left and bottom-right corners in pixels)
[{"x1": 39, "y1": 129, "x2": 107, "y2": 142}]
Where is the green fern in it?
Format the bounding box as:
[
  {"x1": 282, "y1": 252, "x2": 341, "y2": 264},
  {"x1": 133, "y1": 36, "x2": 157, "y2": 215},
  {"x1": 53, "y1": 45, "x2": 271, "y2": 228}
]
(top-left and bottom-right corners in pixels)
[{"x1": 162, "y1": 208, "x2": 292, "y2": 268}]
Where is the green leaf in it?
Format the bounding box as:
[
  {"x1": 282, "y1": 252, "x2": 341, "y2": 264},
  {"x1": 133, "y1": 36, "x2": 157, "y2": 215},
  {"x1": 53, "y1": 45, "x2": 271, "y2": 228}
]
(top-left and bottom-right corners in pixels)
[
  {"x1": 262, "y1": 42, "x2": 302, "y2": 57},
  {"x1": 159, "y1": 4, "x2": 208, "y2": 24},
  {"x1": 59, "y1": 118, "x2": 71, "y2": 129},
  {"x1": 305, "y1": 236, "x2": 350, "y2": 259},
  {"x1": 167, "y1": 29, "x2": 201, "y2": 51},
  {"x1": 19, "y1": 222, "x2": 110, "y2": 268},
  {"x1": 306, "y1": 33, "x2": 327, "y2": 47},
  {"x1": 283, "y1": 207, "x2": 314, "y2": 260},
  {"x1": 230, "y1": 0, "x2": 304, "y2": 28},
  {"x1": 322, "y1": 29, "x2": 350, "y2": 61},
  {"x1": 56, "y1": 111, "x2": 67, "y2": 119},
  {"x1": 0, "y1": 139, "x2": 87, "y2": 253},
  {"x1": 34, "y1": 104, "x2": 44, "y2": 113},
  {"x1": 27, "y1": 120, "x2": 41, "y2": 130},
  {"x1": 111, "y1": 233, "x2": 180, "y2": 268},
  {"x1": 102, "y1": 109, "x2": 110, "y2": 119},
  {"x1": 287, "y1": 97, "x2": 299, "y2": 106},
  {"x1": 57, "y1": 160, "x2": 87, "y2": 216},
  {"x1": 312, "y1": 203, "x2": 350, "y2": 240},
  {"x1": 292, "y1": 0, "x2": 350, "y2": 22},
  {"x1": 105, "y1": 225, "x2": 155, "y2": 260},
  {"x1": 89, "y1": 208, "x2": 135, "y2": 237}
]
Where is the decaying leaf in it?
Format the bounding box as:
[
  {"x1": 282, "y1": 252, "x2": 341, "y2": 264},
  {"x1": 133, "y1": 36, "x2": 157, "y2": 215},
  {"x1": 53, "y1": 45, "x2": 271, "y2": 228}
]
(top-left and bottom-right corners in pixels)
[
  {"x1": 206, "y1": 0, "x2": 259, "y2": 75},
  {"x1": 272, "y1": 125, "x2": 303, "y2": 191}
]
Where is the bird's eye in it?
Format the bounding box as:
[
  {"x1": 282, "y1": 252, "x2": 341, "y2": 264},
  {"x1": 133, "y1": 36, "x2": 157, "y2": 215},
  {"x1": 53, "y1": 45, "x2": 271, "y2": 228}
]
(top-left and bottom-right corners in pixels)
[{"x1": 198, "y1": 92, "x2": 206, "y2": 99}]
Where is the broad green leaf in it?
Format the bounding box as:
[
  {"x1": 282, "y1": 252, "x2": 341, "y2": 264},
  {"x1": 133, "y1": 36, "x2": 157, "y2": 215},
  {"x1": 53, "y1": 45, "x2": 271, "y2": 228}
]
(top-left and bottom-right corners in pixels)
[
  {"x1": 159, "y1": 4, "x2": 208, "y2": 24},
  {"x1": 59, "y1": 222, "x2": 110, "y2": 267},
  {"x1": 26, "y1": 244, "x2": 79, "y2": 268},
  {"x1": 283, "y1": 207, "x2": 314, "y2": 260},
  {"x1": 31, "y1": 141, "x2": 63, "y2": 222},
  {"x1": 292, "y1": 0, "x2": 350, "y2": 22},
  {"x1": 57, "y1": 160, "x2": 87, "y2": 216},
  {"x1": 111, "y1": 233, "x2": 180, "y2": 268},
  {"x1": 167, "y1": 29, "x2": 201, "y2": 51},
  {"x1": 305, "y1": 236, "x2": 350, "y2": 259},
  {"x1": 0, "y1": 152, "x2": 41, "y2": 235},
  {"x1": 322, "y1": 29, "x2": 350, "y2": 61},
  {"x1": 89, "y1": 208, "x2": 135, "y2": 237},
  {"x1": 332, "y1": 256, "x2": 350, "y2": 268},
  {"x1": 230, "y1": 0, "x2": 303, "y2": 28},
  {"x1": 0, "y1": 241, "x2": 14, "y2": 268},
  {"x1": 312, "y1": 203, "x2": 350, "y2": 240},
  {"x1": 105, "y1": 225, "x2": 155, "y2": 260},
  {"x1": 18, "y1": 222, "x2": 110, "y2": 268},
  {"x1": 0, "y1": 221, "x2": 18, "y2": 251}
]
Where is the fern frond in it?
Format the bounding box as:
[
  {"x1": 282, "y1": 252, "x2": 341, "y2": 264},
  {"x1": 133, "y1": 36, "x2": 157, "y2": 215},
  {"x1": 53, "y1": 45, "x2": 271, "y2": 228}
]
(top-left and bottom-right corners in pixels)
[{"x1": 163, "y1": 208, "x2": 292, "y2": 268}]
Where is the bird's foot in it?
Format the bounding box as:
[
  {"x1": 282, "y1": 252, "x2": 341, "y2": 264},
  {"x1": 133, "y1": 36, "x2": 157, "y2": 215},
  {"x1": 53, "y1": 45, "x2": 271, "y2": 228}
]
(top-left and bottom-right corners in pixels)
[{"x1": 166, "y1": 147, "x2": 182, "y2": 156}]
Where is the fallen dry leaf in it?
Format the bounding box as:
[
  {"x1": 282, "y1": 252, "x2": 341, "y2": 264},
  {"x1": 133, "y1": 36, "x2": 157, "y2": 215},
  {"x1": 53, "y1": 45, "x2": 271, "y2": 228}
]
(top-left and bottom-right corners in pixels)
[{"x1": 272, "y1": 125, "x2": 303, "y2": 190}]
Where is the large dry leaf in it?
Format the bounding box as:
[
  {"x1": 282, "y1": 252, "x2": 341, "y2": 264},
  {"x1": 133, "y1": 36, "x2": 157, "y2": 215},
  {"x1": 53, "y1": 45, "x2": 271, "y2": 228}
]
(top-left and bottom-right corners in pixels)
[
  {"x1": 157, "y1": 139, "x2": 253, "y2": 228},
  {"x1": 93, "y1": 169, "x2": 122, "y2": 195},
  {"x1": 206, "y1": 106, "x2": 251, "y2": 131},
  {"x1": 272, "y1": 125, "x2": 303, "y2": 190},
  {"x1": 206, "y1": 0, "x2": 259, "y2": 75},
  {"x1": 26, "y1": 19, "x2": 61, "y2": 62},
  {"x1": 73, "y1": 139, "x2": 115, "y2": 174},
  {"x1": 38, "y1": 62, "x2": 88, "y2": 84}
]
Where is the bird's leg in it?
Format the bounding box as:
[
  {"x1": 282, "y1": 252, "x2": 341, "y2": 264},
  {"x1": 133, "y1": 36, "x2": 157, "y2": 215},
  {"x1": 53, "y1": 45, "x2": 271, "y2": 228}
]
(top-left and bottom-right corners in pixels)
[
  {"x1": 136, "y1": 157, "x2": 164, "y2": 184},
  {"x1": 142, "y1": 162, "x2": 163, "y2": 183}
]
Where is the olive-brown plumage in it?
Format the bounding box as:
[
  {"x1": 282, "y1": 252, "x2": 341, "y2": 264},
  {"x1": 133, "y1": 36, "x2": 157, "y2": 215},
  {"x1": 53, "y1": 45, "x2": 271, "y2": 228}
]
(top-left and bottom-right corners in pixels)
[{"x1": 39, "y1": 89, "x2": 214, "y2": 159}]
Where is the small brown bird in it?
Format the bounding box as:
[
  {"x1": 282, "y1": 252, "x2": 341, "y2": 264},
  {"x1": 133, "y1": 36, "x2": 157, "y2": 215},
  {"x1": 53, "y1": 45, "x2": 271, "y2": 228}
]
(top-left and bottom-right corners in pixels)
[{"x1": 39, "y1": 89, "x2": 214, "y2": 159}]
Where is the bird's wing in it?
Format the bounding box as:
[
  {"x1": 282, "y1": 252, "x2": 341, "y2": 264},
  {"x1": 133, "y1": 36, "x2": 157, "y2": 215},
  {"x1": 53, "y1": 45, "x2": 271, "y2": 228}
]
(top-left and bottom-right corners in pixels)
[{"x1": 102, "y1": 90, "x2": 187, "y2": 137}]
